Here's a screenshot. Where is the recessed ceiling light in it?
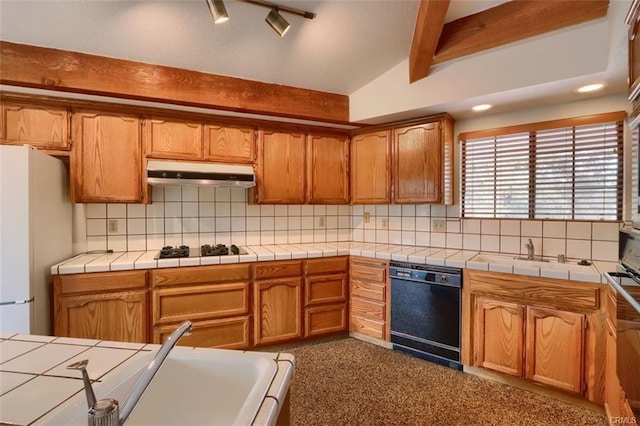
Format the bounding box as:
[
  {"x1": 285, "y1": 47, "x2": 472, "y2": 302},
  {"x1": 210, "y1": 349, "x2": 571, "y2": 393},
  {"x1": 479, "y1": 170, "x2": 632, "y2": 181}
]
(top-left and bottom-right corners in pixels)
[
  {"x1": 576, "y1": 83, "x2": 606, "y2": 93},
  {"x1": 472, "y1": 104, "x2": 492, "y2": 112}
]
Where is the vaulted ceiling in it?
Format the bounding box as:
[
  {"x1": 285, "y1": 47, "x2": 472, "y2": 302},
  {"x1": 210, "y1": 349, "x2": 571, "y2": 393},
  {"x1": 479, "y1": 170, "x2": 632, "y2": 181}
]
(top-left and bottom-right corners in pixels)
[{"x1": 0, "y1": 0, "x2": 629, "y2": 124}]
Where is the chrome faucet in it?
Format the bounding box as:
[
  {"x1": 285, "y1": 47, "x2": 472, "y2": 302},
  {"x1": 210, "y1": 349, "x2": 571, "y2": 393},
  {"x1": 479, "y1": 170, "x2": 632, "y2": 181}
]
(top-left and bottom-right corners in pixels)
[
  {"x1": 525, "y1": 238, "x2": 535, "y2": 260},
  {"x1": 68, "y1": 320, "x2": 193, "y2": 425}
]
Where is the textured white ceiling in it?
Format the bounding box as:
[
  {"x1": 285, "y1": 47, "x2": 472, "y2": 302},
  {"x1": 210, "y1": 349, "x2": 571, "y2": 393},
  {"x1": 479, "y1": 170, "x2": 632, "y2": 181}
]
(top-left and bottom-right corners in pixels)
[{"x1": 0, "y1": 0, "x2": 629, "y2": 122}]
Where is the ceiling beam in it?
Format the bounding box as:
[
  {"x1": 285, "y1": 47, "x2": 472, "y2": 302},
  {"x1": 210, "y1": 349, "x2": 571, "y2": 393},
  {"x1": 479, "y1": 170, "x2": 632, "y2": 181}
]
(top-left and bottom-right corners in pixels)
[
  {"x1": 409, "y1": 0, "x2": 451, "y2": 83},
  {"x1": 0, "y1": 41, "x2": 350, "y2": 124},
  {"x1": 433, "y1": 0, "x2": 610, "y2": 65}
]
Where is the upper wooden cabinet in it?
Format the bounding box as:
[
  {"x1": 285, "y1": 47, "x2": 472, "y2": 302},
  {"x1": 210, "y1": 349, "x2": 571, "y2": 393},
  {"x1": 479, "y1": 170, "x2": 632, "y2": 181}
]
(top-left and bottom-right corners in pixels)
[
  {"x1": 204, "y1": 124, "x2": 255, "y2": 164},
  {"x1": 350, "y1": 130, "x2": 391, "y2": 204},
  {"x1": 144, "y1": 117, "x2": 203, "y2": 160},
  {"x1": 393, "y1": 120, "x2": 443, "y2": 203},
  {"x1": 254, "y1": 129, "x2": 306, "y2": 204},
  {"x1": 71, "y1": 110, "x2": 144, "y2": 203},
  {"x1": 0, "y1": 98, "x2": 70, "y2": 151},
  {"x1": 628, "y1": 1, "x2": 640, "y2": 101},
  {"x1": 307, "y1": 134, "x2": 349, "y2": 204},
  {"x1": 353, "y1": 113, "x2": 454, "y2": 205}
]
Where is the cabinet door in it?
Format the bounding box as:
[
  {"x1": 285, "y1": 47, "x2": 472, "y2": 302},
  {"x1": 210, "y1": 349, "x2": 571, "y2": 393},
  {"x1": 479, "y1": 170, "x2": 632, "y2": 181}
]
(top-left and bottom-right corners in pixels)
[
  {"x1": 350, "y1": 130, "x2": 390, "y2": 204},
  {"x1": 307, "y1": 134, "x2": 349, "y2": 204},
  {"x1": 56, "y1": 290, "x2": 148, "y2": 343},
  {"x1": 255, "y1": 130, "x2": 306, "y2": 204},
  {"x1": 254, "y1": 277, "x2": 302, "y2": 345},
  {"x1": 71, "y1": 111, "x2": 143, "y2": 202},
  {"x1": 525, "y1": 306, "x2": 585, "y2": 394},
  {"x1": 144, "y1": 118, "x2": 203, "y2": 160},
  {"x1": 474, "y1": 298, "x2": 525, "y2": 377},
  {"x1": 605, "y1": 318, "x2": 622, "y2": 418},
  {"x1": 0, "y1": 101, "x2": 69, "y2": 150},
  {"x1": 618, "y1": 319, "x2": 640, "y2": 410},
  {"x1": 204, "y1": 124, "x2": 255, "y2": 164},
  {"x1": 393, "y1": 121, "x2": 442, "y2": 203}
]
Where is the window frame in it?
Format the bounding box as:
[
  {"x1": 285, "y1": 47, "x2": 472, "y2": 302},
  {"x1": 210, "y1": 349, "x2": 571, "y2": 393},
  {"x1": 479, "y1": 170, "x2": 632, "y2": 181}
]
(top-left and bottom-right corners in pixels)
[{"x1": 459, "y1": 111, "x2": 626, "y2": 221}]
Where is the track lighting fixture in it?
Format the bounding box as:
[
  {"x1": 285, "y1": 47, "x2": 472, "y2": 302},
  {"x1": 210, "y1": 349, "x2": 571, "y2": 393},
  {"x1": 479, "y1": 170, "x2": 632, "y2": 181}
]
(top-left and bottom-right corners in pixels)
[
  {"x1": 265, "y1": 8, "x2": 290, "y2": 37},
  {"x1": 206, "y1": 0, "x2": 315, "y2": 36},
  {"x1": 206, "y1": 0, "x2": 229, "y2": 24}
]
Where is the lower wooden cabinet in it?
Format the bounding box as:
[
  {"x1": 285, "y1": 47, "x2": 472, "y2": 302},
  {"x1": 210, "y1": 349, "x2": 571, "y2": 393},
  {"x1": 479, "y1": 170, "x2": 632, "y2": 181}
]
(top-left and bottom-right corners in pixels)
[
  {"x1": 150, "y1": 264, "x2": 251, "y2": 349},
  {"x1": 153, "y1": 316, "x2": 250, "y2": 350},
  {"x1": 53, "y1": 270, "x2": 149, "y2": 343},
  {"x1": 53, "y1": 257, "x2": 353, "y2": 348},
  {"x1": 474, "y1": 298, "x2": 524, "y2": 377},
  {"x1": 304, "y1": 257, "x2": 348, "y2": 337},
  {"x1": 254, "y1": 277, "x2": 303, "y2": 345},
  {"x1": 349, "y1": 256, "x2": 389, "y2": 341},
  {"x1": 525, "y1": 306, "x2": 585, "y2": 394},
  {"x1": 464, "y1": 270, "x2": 605, "y2": 403}
]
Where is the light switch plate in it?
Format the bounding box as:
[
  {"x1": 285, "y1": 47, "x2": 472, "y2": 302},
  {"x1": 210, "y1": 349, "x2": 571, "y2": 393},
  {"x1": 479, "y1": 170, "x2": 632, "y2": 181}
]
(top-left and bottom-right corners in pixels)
[
  {"x1": 363, "y1": 212, "x2": 371, "y2": 224},
  {"x1": 108, "y1": 220, "x2": 118, "y2": 234}
]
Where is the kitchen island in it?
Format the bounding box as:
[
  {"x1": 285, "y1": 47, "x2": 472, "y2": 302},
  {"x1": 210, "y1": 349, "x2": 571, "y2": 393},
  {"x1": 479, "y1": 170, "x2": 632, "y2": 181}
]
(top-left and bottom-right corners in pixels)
[{"x1": 0, "y1": 332, "x2": 293, "y2": 425}]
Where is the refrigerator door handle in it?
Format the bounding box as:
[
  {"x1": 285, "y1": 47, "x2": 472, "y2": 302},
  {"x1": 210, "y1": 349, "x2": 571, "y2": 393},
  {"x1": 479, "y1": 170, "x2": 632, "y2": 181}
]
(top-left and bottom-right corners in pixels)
[{"x1": 0, "y1": 298, "x2": 34, "y2": 306}]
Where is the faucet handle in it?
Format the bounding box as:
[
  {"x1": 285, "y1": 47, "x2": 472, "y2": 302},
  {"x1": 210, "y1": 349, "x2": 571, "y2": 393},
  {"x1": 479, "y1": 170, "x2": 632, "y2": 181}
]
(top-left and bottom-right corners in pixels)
[
  {"x1": 67, "y1": 360, "x2": 120, "y2": 425},
  {"x1": 67, "y1": 359, "x2": 97, "y2": 409}
]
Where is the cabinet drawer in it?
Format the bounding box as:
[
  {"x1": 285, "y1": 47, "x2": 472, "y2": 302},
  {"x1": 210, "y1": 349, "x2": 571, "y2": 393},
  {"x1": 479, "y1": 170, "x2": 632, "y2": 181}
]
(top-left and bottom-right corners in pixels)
[
  {"x1": 351, "y1": 297, "x2": 385, "y2": 321},
  {"x1": 305, "y1": 274, "x2": 347, "y2": 305},
  {"x1": 306, "y1": 256, "x2": 348, "y2": 275},
  {"x1": 153, "y1": 316, "x2": 250, "y2": 349},
  {"x1": 350, "y1": 315, "x2": 385, "y2": 340},
  {"x1": 152, "y1": 282, "x2": 249, "y2": 325},
  {"x1": 151, "y1": 264, "x2": 251, "y2": 287},
  {"x1": 254, "y1": 260, "x2": 303, "y2": 280},
  {"x1": 305, "y1": 303, "x2": 347, "y2": 337},
  {"x1": 351, "y1": 280, "x2": 386, "y2": 303},
  {"x1": 57, "y1": 271, "x2": 147, "y2": 294},
  {"x1": 350, "y1": 261, "x2": 387, "y2": 284}
]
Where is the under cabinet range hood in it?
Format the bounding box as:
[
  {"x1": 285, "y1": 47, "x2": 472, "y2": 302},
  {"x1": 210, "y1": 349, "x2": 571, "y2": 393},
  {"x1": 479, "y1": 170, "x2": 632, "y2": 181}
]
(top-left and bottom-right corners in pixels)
[{"x1": 146, "y1": 160, "x2": 255, "y2": 188}]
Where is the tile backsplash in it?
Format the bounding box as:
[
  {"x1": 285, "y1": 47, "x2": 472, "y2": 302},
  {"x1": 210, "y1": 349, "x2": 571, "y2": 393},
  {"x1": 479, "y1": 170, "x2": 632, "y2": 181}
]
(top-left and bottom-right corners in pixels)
[{"x1": 82, "y1": 186, "x2": 621, "y2": 262}]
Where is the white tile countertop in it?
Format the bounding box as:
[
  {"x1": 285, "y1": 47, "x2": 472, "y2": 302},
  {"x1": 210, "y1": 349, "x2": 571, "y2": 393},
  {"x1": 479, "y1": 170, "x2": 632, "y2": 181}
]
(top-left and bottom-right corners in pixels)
[
  {"x1": 51, "y1": 242, "x2": 618, "y2": 284},
  {"x1": 0, "y1": 333, "x2": 293, "y2": 426}
]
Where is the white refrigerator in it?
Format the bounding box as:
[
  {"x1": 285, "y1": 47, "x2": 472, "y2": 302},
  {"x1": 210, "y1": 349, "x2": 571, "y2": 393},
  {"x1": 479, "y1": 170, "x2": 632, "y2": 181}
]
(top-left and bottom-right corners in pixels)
[{"x1": 0, "y1": 145, "x2": 72, "y2": 335}]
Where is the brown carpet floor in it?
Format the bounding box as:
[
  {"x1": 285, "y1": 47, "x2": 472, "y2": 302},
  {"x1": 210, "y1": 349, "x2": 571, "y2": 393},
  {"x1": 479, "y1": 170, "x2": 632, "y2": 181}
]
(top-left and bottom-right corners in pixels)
[{"x1": 285, "y1": 337, "x2": 607, "y2": 426}]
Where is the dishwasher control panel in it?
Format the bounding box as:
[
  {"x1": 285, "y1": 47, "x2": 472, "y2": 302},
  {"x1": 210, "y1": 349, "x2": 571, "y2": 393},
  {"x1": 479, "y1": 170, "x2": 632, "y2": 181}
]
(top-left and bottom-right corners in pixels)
[{"x1": 389, "y1": 262, "x2": 462, "y2": 287}]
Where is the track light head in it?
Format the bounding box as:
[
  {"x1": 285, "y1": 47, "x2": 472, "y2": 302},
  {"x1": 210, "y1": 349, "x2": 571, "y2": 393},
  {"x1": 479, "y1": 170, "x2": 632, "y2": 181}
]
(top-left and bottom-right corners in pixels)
[
  {"x1": 206, "y1": 0, "x2": 229, "y2": 24},
  {"x1": 265, "y1": 8, "x2": 290, "y2": 37}
]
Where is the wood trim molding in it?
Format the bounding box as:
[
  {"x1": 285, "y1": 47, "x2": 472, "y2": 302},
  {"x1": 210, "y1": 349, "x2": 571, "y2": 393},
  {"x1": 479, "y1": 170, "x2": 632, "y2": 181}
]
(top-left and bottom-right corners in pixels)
[
  {"x1": 458, "y1": 111, "x2": 627, "y2": 140},
  {"x1": 433, "y1": 0, "x2": 610, "y2": 65},
  {"x1": 409, "y1": 0, "x2": 450, "y2": 83},
  {"x1": 0, "y1": 41, "x2": 350, "y2": 124}
]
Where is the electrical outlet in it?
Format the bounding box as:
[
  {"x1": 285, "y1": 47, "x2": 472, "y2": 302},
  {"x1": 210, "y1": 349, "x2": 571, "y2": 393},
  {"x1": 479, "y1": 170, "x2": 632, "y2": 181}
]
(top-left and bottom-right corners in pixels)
[
  {"x1": 108, "y1": 219, "x2": 118, "y2": 234},
  {"x1": 363, "y1": 212, "x2": 371, "y2": 223},
  {"x1": 432, "y1": 219, "x2": 446, "y2": 232},
  {"x1": 318, "y1": 216, "x2": 326, "y2": 228},
  {"x1": 381, "y1": 218, "x2": 388, "y2": 229}
]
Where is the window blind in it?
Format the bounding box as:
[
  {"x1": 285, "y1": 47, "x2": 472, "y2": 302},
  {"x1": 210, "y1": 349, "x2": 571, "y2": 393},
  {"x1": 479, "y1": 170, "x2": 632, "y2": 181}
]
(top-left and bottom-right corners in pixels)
[{"x1": 461, "y1": 115, "x2": 623, "y2": 221}]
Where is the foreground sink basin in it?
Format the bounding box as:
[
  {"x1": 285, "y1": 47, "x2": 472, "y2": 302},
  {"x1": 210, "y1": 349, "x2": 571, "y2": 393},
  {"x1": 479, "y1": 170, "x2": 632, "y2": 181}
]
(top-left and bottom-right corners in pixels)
[
  {"x1": 470, "y1": 254, "x2": 596, "y2": 273},
  {"x1": 41, "y1": 347, "x2": 278, "y2": 425}
]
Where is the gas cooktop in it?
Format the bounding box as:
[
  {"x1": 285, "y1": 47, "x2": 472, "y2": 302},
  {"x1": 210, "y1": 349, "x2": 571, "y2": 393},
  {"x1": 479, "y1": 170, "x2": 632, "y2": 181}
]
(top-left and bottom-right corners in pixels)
[{"x1": 155, "y1": 244, "x2": 247, "y2": 259}]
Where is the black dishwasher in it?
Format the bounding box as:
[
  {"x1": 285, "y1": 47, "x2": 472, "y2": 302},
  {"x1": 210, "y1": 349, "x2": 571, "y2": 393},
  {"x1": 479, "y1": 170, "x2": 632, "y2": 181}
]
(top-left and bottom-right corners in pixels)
[{"x1": 390, "y1": 261, "x2": 462, "y2": 370}]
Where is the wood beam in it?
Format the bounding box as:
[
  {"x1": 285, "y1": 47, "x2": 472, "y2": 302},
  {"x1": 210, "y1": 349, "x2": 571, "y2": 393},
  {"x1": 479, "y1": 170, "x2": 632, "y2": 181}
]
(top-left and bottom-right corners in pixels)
[
  {"x1": 433, "y1": 0, "x2": 610, "y2": 65},
  {"x1": 409, "y1": 0, "x2": 451, "y2": 83},
  {"x1": 0, "y1": 41, "x2": 350, "y2": 124}
]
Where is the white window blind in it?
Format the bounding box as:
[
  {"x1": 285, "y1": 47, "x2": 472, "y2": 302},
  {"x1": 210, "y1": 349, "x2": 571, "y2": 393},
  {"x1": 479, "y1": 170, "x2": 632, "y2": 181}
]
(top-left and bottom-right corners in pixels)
[{"x1": 461, "y1": 116, "x2": 623, "y2": 221}]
